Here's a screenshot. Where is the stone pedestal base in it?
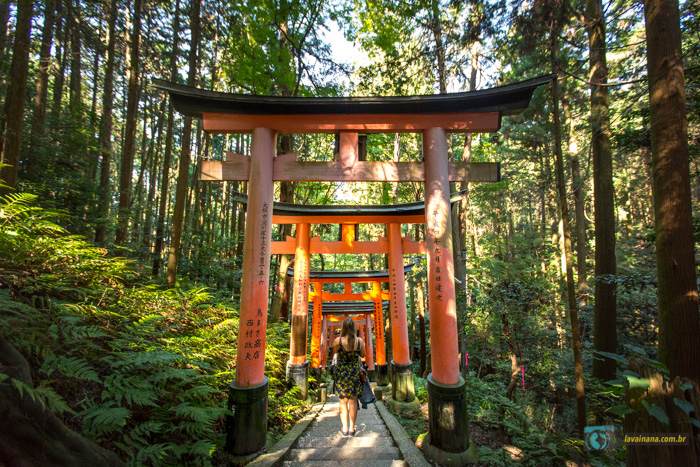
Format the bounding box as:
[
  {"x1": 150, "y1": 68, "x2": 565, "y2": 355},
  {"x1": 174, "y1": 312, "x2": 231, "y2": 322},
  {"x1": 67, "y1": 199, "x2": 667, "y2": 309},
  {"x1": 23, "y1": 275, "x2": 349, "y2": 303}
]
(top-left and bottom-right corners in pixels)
[
  {"x1": 391, "y1": 360, "x2": 415, "y2": 401},
  {"x1": 225, "y1": 377, "x2": 268, "y2": 456},
  {"x1": 387, "y1": 396, "x2": 421, "y2": 415},
  {"x1": 286, "y1": 360, "x2": 309, "y2": 400},
  {"x1": 427, "y1": 374, "x2": 471, "y2": 454},
  {"x1": 367, "y1": 369, "x2": 376, "y2": 382},
  {"x1": 418, "y1": 432, "x2": 479, "y2": 466},
  {"x1": 375, "y1": 363, "x2": 390, "y2": 386}
]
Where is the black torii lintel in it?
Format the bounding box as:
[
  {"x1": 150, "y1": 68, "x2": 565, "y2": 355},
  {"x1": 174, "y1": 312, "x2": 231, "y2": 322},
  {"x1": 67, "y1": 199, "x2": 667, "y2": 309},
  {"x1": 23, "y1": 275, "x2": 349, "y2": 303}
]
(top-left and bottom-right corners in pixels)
[
  {"x1": 233, "y1": 189, "x2": 475, "y2": 219},
  {"x1": 152, "y1": 75, "x2": 554, "y2": 119},
  {"x1": 289, "y1": 264, "x2": 414, "y2": 279}
]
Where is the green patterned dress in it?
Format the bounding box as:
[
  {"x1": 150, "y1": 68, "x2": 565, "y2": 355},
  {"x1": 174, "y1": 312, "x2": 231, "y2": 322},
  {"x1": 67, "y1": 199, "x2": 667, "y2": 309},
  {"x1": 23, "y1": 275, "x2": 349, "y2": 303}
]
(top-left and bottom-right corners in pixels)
[{"x1": 334, "y1": 342, "x2": 362, "y2": 398}]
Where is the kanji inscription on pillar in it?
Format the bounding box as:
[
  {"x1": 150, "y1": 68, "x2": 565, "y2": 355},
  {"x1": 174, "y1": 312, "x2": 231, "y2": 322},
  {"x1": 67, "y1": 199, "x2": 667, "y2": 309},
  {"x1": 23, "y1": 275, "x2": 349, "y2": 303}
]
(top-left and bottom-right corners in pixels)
[
  {"x1": 431, "y1": 208, "x2": 444, "y2": 302},
  {"x1": 373, "y1": 300, "x2": 384, "y2": 341}
]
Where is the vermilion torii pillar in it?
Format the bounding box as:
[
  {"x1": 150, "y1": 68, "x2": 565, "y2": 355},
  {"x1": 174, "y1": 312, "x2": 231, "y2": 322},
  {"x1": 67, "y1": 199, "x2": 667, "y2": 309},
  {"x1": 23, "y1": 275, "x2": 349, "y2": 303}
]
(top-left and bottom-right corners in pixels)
[
  {"x1": 287, "y1": 223, "x2": 310, "y2": 398},
  {"x1": 155, "y1": 75, "x2": 551, "y2": 461},
  {"x1": 227, "y1": 127, "x2": 276, "y2": 455},
  {"x1": 423, "y1": 127, "x2": 476, "y2": 461},
  {"x1": 373, "y1": 280, "x2": 388, "y2": 385},
  {"x1": 388, "y1": 223, "x2": 414, "y2": 401}
]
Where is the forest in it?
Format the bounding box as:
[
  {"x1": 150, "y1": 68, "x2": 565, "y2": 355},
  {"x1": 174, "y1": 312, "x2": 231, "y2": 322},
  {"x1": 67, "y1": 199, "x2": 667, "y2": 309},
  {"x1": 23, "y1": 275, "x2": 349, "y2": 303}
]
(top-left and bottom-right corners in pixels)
[{"x1": 0, "y1": 0, "x2": 699, "y2": 465}]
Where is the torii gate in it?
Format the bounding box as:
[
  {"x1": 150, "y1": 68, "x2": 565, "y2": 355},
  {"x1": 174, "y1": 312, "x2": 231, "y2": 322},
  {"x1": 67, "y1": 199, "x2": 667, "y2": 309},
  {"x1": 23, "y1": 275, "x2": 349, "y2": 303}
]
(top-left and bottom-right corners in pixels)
[
  {"x1": 232, "y1": 190, "x2": 468, "y2": 407},
  {"x1": 285, "y1": 263, "x2": 415, "y2": 393},
  {"x1": 313, "y1": 300, "x2": 390, "y2": 377},
  {"x1": 154, "y1": 75, "x2": 551, "y2": 462}
]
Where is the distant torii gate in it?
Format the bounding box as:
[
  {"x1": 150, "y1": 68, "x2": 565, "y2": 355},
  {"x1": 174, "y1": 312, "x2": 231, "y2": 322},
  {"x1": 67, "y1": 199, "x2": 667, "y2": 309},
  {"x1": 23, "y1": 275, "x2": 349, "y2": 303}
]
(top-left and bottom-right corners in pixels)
[
  {"x1": 314, "y1": 300, "x2": 390, "y2": 377},
  {"x1": 155, "y1": 75, "x2": 551, "y2": 463},
  {"x1": 285, "y1": 263, "x2": 415, "y2": 396}
]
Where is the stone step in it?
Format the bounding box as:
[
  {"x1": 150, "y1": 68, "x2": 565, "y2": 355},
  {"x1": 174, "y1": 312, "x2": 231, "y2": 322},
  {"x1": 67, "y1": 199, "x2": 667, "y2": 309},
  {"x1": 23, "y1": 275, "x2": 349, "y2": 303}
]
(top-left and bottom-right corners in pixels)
[
  {"x1": 281, "y1": 460, "x2": 405, "y2": 467},
  {"x1": 295, "y1": 434, "x2": 395, "y2": 449},
  {"x1": 285, "y1": 446, "x2": 401, "y2": 462},
  {"x1": 312, "y1": 419, "x2": 385, "y2": 428},
  {"x1": 305, "y1": 423, "x2": 391, "y2": 436}
]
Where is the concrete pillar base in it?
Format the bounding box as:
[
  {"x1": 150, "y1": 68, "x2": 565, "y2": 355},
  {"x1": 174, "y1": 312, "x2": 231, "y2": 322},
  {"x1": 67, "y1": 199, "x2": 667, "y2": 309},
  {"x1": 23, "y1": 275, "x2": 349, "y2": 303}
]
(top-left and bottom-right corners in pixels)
[
  {"x1": 427, "y1": 374, "x2": 471, "y2": 454},
  {"x1": 375, "y1": 363, "x2": 390, "y2": 386},
  {"x1": 418, "y1": 432, "x2": 479, "y2": 466},
  {"x1": 391, "y1": 360, "x2": 415, "y2": 402},
  {"x1": 387, "y1": 396, "x2": 421, "y2": 415},
  {"x1": 367, "y1": 369, "x2": 376, "y2": 382},
  {"x1": 286, "y1": 360, "x2": 309, "y2": 400},
  {"x1": 225, "y1": 377, "x2": 269, "y2": 456}
]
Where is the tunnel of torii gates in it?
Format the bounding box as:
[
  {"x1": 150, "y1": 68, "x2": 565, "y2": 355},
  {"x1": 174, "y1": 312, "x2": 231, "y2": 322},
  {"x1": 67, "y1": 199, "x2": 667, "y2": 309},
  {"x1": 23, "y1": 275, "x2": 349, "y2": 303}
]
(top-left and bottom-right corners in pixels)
[{"x1": 154, "y1": 74, "x2": 551, "y2": 461}]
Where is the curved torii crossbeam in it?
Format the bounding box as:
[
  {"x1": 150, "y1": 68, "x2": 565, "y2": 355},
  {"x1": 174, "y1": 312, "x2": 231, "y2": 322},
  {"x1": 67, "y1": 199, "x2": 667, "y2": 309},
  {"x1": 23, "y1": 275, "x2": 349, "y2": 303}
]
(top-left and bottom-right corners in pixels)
[{"x1": 154, "y1": 75, "x2": 552, "y2": 459}]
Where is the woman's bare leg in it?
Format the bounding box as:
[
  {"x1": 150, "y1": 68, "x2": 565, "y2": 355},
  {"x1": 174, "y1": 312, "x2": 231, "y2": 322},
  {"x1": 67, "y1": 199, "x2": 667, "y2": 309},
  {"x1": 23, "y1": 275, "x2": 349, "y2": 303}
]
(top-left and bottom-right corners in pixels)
[
  {"x1": 339, "y1": 397, "x2": 349, "y2": 433},
  {"x1": 348, "y1": 396, "x2": 358, "y2": 433}
]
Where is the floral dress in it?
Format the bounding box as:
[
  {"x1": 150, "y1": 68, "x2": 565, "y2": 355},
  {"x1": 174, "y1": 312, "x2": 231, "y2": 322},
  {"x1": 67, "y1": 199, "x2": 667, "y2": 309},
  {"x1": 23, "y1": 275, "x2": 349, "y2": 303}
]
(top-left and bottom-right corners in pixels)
[{"x1": 334, "y1": 341, "x2": 362, "y2": 398}]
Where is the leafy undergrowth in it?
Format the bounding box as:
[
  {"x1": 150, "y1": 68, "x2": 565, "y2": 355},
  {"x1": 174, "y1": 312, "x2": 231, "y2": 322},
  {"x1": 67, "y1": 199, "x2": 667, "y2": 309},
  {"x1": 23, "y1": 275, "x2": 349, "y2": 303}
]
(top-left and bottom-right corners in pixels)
[
  {"x1": 0, "y1": 193, "x2": 310, "y2": 465},
  {"x1": 384, "y1": 374, "x2": 623, "y2": 466}
]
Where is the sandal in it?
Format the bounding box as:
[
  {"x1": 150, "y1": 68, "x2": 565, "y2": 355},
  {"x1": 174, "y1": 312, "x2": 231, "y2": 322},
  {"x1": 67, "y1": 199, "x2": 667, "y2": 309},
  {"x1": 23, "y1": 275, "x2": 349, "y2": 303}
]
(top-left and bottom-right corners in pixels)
[
  {"x1": 340, "y1": 430, "x2": 349, "y2": 437},
  {"x1": 350, "y1": 429, "x2": 356, "y2": 437}
]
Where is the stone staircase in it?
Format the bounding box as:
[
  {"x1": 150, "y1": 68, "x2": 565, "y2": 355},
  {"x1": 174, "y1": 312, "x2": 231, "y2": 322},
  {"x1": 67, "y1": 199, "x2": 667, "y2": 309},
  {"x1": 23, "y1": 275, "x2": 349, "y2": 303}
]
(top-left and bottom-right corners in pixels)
[{"x1": 281, "y1": 393, "x2": 405, "y2": 466}]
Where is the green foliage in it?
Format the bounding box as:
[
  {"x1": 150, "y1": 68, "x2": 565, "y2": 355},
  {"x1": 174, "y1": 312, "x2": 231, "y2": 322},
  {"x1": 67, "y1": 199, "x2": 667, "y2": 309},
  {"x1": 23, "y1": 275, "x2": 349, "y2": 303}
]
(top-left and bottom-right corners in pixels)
[{"x1": 0, "y1": 193, "x2": 310, "y2": 464}]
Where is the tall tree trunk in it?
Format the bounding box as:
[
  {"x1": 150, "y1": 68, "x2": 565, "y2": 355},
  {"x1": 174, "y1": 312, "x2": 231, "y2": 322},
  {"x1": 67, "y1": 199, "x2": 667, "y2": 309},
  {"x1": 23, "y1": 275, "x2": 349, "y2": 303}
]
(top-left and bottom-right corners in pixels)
[
  {"x1": 115, "y1": 0, "x2": 143, "y2": 245},
  {"x1": 89, "y1": 16, "x2": 102, "y2": 133},
  {"x1": 571, "y1": 155, "x2": 588, "y2": 306},
  {"x1": 50, "y1": 0, "x2": 65, "y2": 122},
  {"x1": 429, "y1": 0, "x2": 447, "y2": 94},
  {"x1": 67, "y1": 0, "x2": 81, "y2": 115},
  {"x1": 587, "y1": 0, "x2": 617, "y2": 382},
  {"x1": 551, "y1": 30, "x2": 586, "y2": 438},
  {"x1": 459, "y1": 46, "x2": 479, "y2": 300},
  {"x1": 144, "y1": 98, "x2": 166, "y2": 252},
  {"x1": 0, "y1": 0, "x2": 10, "y2": 71},
  {"x1": 539, "y1": 148, "x2": 548, "y2": 276},
  {"x1": 166, "y1": 0, "x2": 200, "y2": 285},
  {"x1": 130, "y1": 99, "x2": 154, "y2": 244},
  {"x1": 0, "y1": 2, "x2": 9, "y2": 104},
  {"x1": 94, "y1": 0, "x2": 118, "y2": 243},
  {"x1": 152, "y1": 0, "x2": 180, "y2": 276},
  {"x1": 0, "y1": 0, "x2": 34, "y2": 195},
  {"x1": 562, "y1": 95, "x2": 588, "y2": 308},
  {"x1": 644, "y1": 0, "x2": 700, "y2": 389},
  {"x1": 29, "y1": 0, "x2": 55, "y2": 156}
]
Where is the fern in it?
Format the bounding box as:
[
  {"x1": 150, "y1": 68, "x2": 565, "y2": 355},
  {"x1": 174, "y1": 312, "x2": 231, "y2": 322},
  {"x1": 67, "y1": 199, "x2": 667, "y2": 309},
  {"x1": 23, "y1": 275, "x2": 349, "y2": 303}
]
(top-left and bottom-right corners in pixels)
[
  {"x1": 171, "y1": 403, "x2": 217, "y2": 423},
  {"x1": 102, "y1": 375, "x2": 159, "y2": 407},
  {"x1": 80, "y1": 405, "x2": 131, "y2": 435},
  {"x1": 0, "y1": 191, "x2": 316, "y2": 465},
  {"x1": 33, "y1": 385, "x2": 76, "y2": 414},
  {"x1": 0, "y1": 373, "x2": 75, "y2": 414},
  {"x1": 189, "y1": 439, "x2": 216, "y2": 457},
  {"x1": 41, "y1": 355, "x2": 100, "y2": 382}
]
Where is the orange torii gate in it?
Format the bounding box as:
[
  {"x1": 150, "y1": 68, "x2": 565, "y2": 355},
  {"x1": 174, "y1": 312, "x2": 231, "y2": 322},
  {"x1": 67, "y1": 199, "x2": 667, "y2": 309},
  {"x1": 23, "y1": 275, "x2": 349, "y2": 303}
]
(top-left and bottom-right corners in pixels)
[
  {"x1": 286, "y1": 264, "x2": 415, "y2": 396},
  {"x1": 240, "y1": 191, "x2": 469, "y2": 406},
  {"x1": 155, "y1": 75, "x2": 551, "y2": 462},
  {"x1": 315, "y1": 301, "x2": 389, "y2": 376}
]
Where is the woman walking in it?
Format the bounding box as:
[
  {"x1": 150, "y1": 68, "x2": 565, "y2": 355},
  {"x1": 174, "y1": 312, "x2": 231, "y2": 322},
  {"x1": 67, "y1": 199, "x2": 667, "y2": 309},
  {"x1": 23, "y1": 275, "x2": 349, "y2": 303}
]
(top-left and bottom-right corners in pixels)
[{"x1": 332, "y1": 317, "x2": 366, "y2": 437}]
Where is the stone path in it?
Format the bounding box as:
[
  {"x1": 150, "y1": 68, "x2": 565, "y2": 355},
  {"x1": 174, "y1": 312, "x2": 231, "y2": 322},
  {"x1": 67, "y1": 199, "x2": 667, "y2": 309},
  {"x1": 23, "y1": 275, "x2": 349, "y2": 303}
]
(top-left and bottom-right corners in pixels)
[{"x1": 280, "y1": 393, "x2": 405, "y2": 467}]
